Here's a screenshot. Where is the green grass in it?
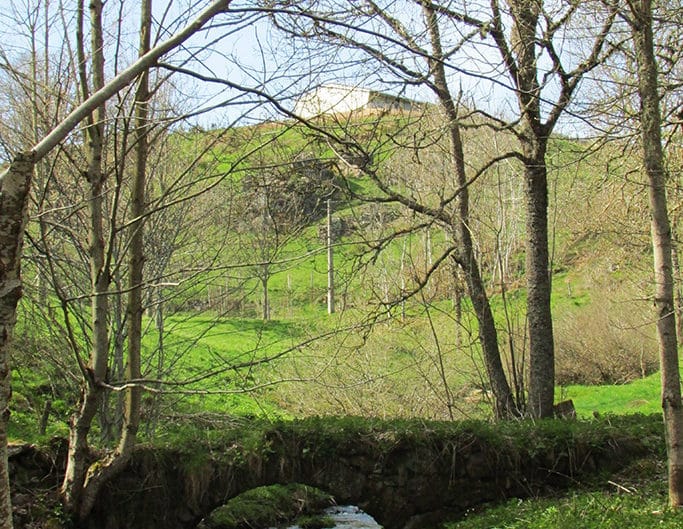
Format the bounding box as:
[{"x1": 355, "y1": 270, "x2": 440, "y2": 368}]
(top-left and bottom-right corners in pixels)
[
  {"x1": 139, "y1": 315, "x2": 306, "y2": 421},
  {"x1": 6, "y1": 121, "x2": 668, "y2": 435},
  {"x1": 559, "y1": 372, "x2": 663, "y2": 417},
  {"x1": 448, "y1": 485, "x2": 680, "y2": 529},
  {"x1": 10, "y1": 112, "x2": 676, "y2": 528}
]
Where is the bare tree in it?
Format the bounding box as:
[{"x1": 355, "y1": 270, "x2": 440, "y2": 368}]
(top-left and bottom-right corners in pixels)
[
  {"x1": 266, "y1": 0, "x2": 617, "y2": 417},
  {"x1": 237, "y1": 154, "x2": 339, "y2": 320},
  {"x1": 60, "y1": 0, "x2": 152, "y2": 517},
  {"x1": 266, "y1": 0, "x2": 521, "y2": 417},
  {"x1": 484, "y1": 0, "x2": 617, "y2": 416},
  {"x1": 60, "y1": 0, "x2": 111, "y2": 512},
  {"x1": 422, "y1": 2, "x2": 518, "y2": 417}
]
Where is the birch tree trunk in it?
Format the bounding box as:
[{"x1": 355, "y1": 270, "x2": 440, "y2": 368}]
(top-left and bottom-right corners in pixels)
[
  {"x1": 630, "y1": 0, "x2": 683, "y2": 507},
  {"x1": 0, "y1": 154, "x2": 34, "y2": 529}
]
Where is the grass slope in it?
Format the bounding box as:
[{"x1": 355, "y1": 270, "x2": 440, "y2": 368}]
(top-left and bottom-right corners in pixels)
[{"x1": 560, "y1": 373, "x2": 663, "y2": 417}]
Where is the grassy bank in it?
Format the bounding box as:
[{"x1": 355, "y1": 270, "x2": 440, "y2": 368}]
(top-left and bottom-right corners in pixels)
[{"x1": 448, "y1": 460, "x2": 678, "y2": 529}]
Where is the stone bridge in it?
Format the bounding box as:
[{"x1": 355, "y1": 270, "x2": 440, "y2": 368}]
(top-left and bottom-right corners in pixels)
[{"x1": 66, "y1": 416, "x2": 661, "y2": 529}]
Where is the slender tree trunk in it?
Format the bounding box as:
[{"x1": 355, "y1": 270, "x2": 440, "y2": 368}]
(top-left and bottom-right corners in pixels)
[
  {"x1": 631, "y1": 0, "x2": 683, "y2": 507},
  {"x1": 120, "y1": 0, "x2": 150, "y2": 458},
  {"x1": 0, "y1": 154, "x2": 34, "y2": 529},
  {"x1": 62, "y1": 0, "x2": 109, "y2": 513},
  {"x1": 672, "y1": 241, "x2": 683, "y2": 343},
  {"x1": 327, "y1": 199, "x2": 335, "y2": 314},
  {"x1": 451, "y1": 265, "x2": 463, "y2": 351},
  {"x1": 424, "y1": 3, "x2": 518, "y2": 418},
  {"x1": 70, "y1": 0, "x2": 152, "y2": 518},
  {"x1": 147, "y1": 290, "x2": 165, "y2": 438},
  {"x1": 262, "y1": 272, "x2": 270, "y2": 321}
]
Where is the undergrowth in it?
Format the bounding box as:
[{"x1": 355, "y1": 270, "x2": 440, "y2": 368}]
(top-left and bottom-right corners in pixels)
[{"x1": 448, "y1": 459, "x2": 678, "y2": 529}]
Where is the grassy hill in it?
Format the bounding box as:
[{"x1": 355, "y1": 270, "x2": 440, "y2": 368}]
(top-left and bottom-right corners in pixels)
[{"x1": 9, "y1": 109, "x2": 669, "y2": 443}]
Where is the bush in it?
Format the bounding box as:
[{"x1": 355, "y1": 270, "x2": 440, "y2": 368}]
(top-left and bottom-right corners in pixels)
[{"x1": 554, "y1": 294, "x2": 657, "y2": 386}]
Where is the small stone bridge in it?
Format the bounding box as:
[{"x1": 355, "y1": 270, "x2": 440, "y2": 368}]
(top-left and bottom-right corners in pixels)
[{"x1": 78, "y1": 415, "x2": 659, "y2": 529}]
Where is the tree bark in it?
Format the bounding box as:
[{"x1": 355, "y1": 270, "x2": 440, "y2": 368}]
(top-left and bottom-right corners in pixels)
[
  {"x1": 673, "y1": 243, "x2": 683, "y2": 344},
  {"x1": 0, "y1": 154, "x2": 34, "y2": 529},
  {"x1": 72, "y1": 0, "x2": 152, "y2": 519},
  {"x1": 262, "y1": 273, "x2": 270, "y2": 321},
  {"x1": 630, "y1": 0, "x2": 683, "y2": 507},
  {"x1": 121, "y1": 0, "x2": 150, "y2": 467},
  {"x1": 503, "y1": 0, "x2": 555, "y2": 417},
  {"x1": 423, "y1": 3, "x2": 518, "y2": 418},
  {"x1": 61, "y1": 0, "x2": 109, "y2": 513},
  {"x1": 522, "y1": 145, "x2": 554, "y2": 418},
  {"x1": 327, "y1": 199, "x2": 335, "y2": 314}
]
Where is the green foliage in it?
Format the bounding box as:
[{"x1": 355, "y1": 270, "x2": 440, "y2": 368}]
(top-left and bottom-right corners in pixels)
[
  {"x1": 445, "y1": 415, "x2": 669, "y2": 529},
  {"x1": 235, "y1": 413, "x2": 665, "y2": 469},
  {"x1": 7, "y1": 115, "x2": 673, "y2": 441}
]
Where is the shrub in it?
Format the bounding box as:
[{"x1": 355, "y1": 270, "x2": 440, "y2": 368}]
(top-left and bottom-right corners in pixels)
[{"x1": 554, "y1": 294, "x2": 657, "y2": 386}]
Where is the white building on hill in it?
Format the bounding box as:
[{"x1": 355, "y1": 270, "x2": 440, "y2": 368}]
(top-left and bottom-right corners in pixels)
[{"x1": 293, "y1": 83, "x2": 416, "y2": 118}]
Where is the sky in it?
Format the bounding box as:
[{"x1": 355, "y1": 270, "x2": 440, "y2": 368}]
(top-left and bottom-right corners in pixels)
[{"x1": 0, "y1": 0, "x2": 616, "y2": 145}]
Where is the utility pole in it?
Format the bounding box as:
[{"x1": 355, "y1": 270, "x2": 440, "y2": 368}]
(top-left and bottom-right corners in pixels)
[{"x1": 327, "y1": 199, "x2": 335, "y2": 314}]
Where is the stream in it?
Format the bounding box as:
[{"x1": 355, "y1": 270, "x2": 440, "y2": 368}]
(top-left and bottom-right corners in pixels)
[{"x1": 282, "y1": 505, "x2": 382, "y2": 529}]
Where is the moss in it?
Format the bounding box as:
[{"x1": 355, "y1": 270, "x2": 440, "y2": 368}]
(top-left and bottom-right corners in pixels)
[
  {"x1": 157, "y1": 414, "x2": 664, "y2": 479},
  {"x1": 197, "y1": 483, "x2": 334, "y2": 529}
]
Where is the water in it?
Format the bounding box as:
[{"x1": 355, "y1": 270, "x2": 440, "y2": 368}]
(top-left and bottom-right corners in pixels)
[
  {"x1": 280, "y1": 505, "x2": 382, "y2": 529},
  {"x1": 323, "y1": 506, "x2": 382, "y2": 529}
]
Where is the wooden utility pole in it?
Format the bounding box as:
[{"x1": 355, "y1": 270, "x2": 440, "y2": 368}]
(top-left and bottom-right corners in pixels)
[{"x1": 327, "y1": 199, "x2": 335, "y2": 314}]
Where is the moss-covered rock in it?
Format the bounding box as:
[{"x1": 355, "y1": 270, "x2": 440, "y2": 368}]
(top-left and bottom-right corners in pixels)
[{"x1": 197, "y1": 483, "x2": 334, "y2": 529}]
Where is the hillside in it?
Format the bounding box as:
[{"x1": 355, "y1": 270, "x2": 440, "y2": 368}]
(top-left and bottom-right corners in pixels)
[{"x1": 10, "y1": 109, "x2": 665, "y2": 442}]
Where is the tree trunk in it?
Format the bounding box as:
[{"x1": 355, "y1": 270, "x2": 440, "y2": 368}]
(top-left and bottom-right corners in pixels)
[
  {"x1": 0, "y1": 154, "x2": 34, "y2": 529},
  {"x1": 506, "y1": 0, "x2": 555, "y2": 418},
  {"x1": 451, "y1": 265, "x2": 463, "y2": 351},
  {"x1": 262, "y1": 272, "x2": 270, "y2": 321},
  {"x1": 62, "y1": 0, "x2": 109, "y2": 514},
  {"x1": 631, "y1": 0, "x2": 683, "y2": 507},
  {"x1": 120, "y1": 0, "x2": 149, "y2": 461},
  {"x1": 65, "y1": 0, "x2": 152, "y2": 518},
  {"x1": 523, "y1": 146, "x2": 555, "y2": 418},
  {"x1": 327, "y1": 199, "x2": 335, "y2": 314},
  {"x1": 423, "y1": 3, "x2": 518, "y2": 418},
  {"x1": 672, "y1": 240, "x2": 683, "y2": 343}
]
